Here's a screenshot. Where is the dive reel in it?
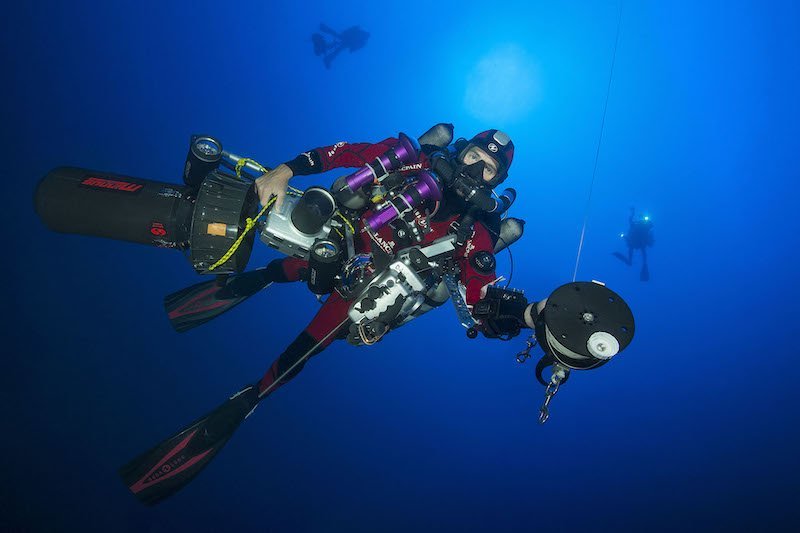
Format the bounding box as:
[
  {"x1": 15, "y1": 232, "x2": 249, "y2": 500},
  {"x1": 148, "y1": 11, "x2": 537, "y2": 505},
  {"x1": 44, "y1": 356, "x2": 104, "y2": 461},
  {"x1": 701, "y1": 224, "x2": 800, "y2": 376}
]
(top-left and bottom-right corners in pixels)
[{"x1": 471, "y1": 280, "x2": 635, "y2": 424}]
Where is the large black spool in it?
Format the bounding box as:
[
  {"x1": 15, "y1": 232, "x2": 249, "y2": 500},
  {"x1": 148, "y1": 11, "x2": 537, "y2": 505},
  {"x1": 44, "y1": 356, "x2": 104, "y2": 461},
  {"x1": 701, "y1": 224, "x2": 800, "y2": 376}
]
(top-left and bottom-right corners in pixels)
[
  {"x1": 34, "y1": 166, "x2": 194, "y2": 248},
  {"x1": 189, "y1": 171, "x2": 258, "y2": 274},
  {"x1": 535, "y1": 281, "x2": 635, "y2": 370}
]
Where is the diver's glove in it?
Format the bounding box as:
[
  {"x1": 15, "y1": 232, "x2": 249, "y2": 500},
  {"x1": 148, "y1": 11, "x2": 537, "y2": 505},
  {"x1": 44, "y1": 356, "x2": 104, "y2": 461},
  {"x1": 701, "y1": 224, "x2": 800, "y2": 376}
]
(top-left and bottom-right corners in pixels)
[{"x1": 472, "y1": 286, "x2": 530, "y2": 340}]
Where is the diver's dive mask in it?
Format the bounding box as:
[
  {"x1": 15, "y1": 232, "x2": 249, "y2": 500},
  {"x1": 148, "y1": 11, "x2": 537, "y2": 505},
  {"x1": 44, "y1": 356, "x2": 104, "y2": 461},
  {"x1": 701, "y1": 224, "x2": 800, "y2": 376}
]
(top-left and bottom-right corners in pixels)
[
  {"x1": 456, "y1": 159, "x2": 489, "y2": 185},
  {"x1": 429, "y1": 154, "x2": 494, "y2": 213},
  {"x1": 455, "y1": 130, "x2": 515, "y2": 187}
]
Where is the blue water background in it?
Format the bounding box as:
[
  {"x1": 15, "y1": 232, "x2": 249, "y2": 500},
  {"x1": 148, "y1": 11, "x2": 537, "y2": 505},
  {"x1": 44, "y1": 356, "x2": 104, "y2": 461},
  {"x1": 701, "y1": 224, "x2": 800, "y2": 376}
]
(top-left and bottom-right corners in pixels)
[{"x1": 3, "y1": 0, "x2": 799, "y2": 531}]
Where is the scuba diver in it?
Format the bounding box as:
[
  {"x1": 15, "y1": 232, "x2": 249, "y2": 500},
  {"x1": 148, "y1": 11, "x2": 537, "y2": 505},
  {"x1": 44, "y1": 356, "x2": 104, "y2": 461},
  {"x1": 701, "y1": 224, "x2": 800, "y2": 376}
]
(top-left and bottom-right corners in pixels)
[
  {"x1": 613, "y1": 207, "x2": 654, "y2": 281},
  {"x1": 34, "y1": 124, "x2": 635, "y2": 505},
  {"x1": 125, "y1": 127, "x2": 539, "y2": 504},
  {"x1": 311, "y1": 23, "x2": 369, "y2": 68}
]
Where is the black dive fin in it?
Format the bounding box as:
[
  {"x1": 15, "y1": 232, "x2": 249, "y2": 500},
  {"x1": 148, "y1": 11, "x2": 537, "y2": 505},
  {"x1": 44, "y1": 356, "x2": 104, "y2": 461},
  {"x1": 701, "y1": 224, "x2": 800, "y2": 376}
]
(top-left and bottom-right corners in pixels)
[
  {"x1": 164, "y1": 269, "x2": 272, "y2": 333},
  {"x1": 640, "y1": 263, "x2": 650, "y2": 282},
  {"x1": 119, "y1": 385, "x2": 259, "y2": 506}
]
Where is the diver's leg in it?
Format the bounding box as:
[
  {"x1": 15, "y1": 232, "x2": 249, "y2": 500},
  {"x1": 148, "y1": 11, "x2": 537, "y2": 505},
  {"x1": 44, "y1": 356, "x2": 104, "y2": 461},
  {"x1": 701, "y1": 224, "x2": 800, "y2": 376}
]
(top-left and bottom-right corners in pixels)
[
  {"x1": 612, "y1": 251, "x2": 630, "y2": 266},
  {"x1": 257, "y1": 292, "x2": 351, "y2": 397},
  {"x1": 122, "y1": 269, "x2": 345, "y2": 504},
  {"x1": 222, "y1": 256, "x2": 307, "y2": 294},
  {"x1": 223, "y1": 256, "x2": 309, "y2": 294},
  {"x1": 323, "y1": 44, "x2": 345, "y2": 68},
  {"x1": 640, "y1": 248, "x2": 649, "y2": 281},
  {"x1": 271, "y1": 256, "x2": 309, "y2": 283},
  {"x1": 164, "y1": 257, "x2": 311, "y2": 332}
]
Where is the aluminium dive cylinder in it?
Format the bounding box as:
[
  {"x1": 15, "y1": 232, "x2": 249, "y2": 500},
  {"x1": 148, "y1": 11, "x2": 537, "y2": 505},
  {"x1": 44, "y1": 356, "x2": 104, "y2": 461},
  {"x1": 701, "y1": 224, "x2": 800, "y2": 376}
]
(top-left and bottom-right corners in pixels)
[
  {"x1": 493, "y1": 217, "x2": 525, "y2": 253},
  {"x1": 418, "y1": 123, "x2": 454, "y2": 149},
  {"x1": 34, "y1": 166, "x2": 194, "y2": 248}
]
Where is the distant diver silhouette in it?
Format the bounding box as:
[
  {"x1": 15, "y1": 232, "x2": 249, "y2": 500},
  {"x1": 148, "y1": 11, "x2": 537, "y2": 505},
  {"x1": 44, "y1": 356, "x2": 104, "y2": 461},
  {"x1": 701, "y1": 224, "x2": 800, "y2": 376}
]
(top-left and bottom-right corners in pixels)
[
  {"x1": 312, "y1": 23, "x2": 369, "y2": 68},
  {"x1": 613, "y1": 207, "x2": 654, "y2": 281}
]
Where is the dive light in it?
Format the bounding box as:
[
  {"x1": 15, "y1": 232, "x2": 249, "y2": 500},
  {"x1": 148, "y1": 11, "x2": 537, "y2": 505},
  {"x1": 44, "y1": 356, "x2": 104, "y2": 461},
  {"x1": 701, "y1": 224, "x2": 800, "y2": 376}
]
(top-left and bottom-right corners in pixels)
[{"x1": 184, "y1": 135, "x2": 223, "y2": 188}]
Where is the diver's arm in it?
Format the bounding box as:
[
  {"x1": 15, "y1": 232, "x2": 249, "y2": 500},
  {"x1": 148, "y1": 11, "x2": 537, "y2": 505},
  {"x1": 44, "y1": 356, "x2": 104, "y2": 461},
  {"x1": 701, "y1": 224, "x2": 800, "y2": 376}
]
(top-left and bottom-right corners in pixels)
[
  {"x1": 455, "y1": 222, "x2": 499, "y2": 307},
  {"x1": 286, "y1": 138, "x2": 399, "y2": 175},
  {"x1": 255, "y1": 148, "x2": 323, "y2": 207},
  {"x1": 471, "y1": 286, "x2": 533, "y2": 339},
  {"x1": 254, "y1": 164, "x2": 293, "y2": 209},
  {"x1": 462, "y1": 223, "x2": 537, "y2": 339},
  {"x1": 255, "y1": 138, "x2": 398, "y2": 207}
]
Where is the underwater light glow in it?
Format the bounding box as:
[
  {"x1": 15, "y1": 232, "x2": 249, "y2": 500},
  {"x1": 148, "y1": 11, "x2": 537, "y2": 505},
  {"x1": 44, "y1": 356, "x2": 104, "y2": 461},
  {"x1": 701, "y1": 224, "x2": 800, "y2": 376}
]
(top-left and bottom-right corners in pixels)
[{"x1": 464, "y1": 44, "x2": 541, "y2": 124}]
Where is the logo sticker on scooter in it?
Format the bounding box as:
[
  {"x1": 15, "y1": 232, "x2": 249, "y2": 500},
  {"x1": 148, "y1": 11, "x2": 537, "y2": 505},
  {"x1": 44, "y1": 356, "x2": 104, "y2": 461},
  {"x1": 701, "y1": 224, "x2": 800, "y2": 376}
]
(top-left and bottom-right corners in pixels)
[
  {"x1": 150, "y1": 221, "x2": 167, "y2": 237},
  {"x1": 80, "y1": 176, "x2": 144, "y2": 193}
]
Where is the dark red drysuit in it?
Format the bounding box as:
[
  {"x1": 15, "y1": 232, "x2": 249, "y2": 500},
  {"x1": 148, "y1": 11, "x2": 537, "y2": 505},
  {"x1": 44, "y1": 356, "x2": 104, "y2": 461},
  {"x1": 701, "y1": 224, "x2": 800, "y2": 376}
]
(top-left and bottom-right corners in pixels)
[{"x1": 257, "y1": 138, "x2": 497, "y2": 396}]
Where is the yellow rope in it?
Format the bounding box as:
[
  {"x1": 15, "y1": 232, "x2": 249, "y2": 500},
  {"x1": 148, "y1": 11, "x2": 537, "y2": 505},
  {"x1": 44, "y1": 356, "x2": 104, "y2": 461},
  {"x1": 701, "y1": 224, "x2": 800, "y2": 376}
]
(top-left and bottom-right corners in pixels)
[
  {"x1": 335, "y1": 211, "x2": 355, "y2": 234},
  {"x1": 206, "y1": 160, "x2": 341, "y2": 272},
  {"x1": 207, "y1": 156, "x2": 276, "y2": 272},
  {"x1": 235, "y1": 158, "x2": 268, "y2": 180},
  {"x1": 207, "y1": 197, "x2": 275, "y2": 272}
]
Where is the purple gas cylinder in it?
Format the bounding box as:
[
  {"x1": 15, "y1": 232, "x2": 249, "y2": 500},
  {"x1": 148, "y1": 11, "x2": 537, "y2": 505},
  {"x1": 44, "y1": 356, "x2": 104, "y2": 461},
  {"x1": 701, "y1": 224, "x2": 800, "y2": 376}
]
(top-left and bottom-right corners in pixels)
[
  {"x1": 365, "y1": 171, "x2": 442, "y2": 233},
  {"x1": 343, "y1": 132, "x2": 420, "y2": 193}
]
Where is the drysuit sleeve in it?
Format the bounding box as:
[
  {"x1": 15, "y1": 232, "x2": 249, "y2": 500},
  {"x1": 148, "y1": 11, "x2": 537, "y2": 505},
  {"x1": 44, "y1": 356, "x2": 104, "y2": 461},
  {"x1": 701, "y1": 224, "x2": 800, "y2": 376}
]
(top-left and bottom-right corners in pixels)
[
  {"x1": 283, "y1": 137, "x2": 399, "y2": 176},
  {"x1": 455, "y1": 221, "x2": 498, "y2": 307}
]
